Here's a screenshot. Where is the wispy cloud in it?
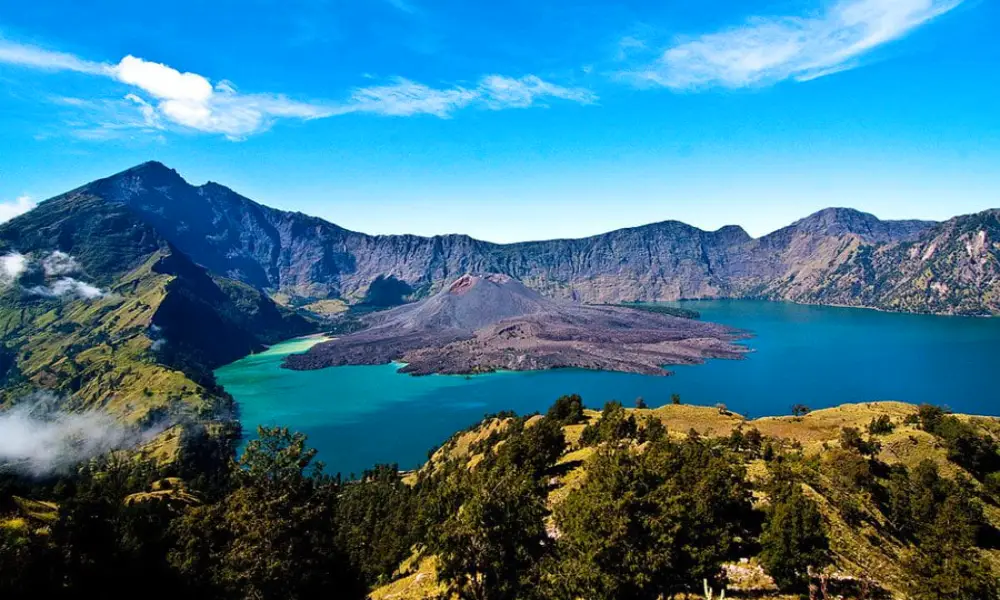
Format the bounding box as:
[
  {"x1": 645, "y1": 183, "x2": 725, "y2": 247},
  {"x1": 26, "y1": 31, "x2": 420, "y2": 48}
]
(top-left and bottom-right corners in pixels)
[
  {"x1": 343, "y1": 75, "x2": 596, "y2": 118},
  {"x1": 384, "y1": 0, "x2": 419, "y2": 15},
  {"x1": 52, "y1": 95, "x2": 165, "y2": 141},
  {"x1": 0, "y1": 195, "x2": 36, "y2": 224},
  {"x1": 0, "y1": 39, "x2": 107, "y2": 74},
  {"x1": 0, "y1": 38, "x2": 596, "y2": 139},
  {"x1": 631, "y1": 0, "x2": 964, "y2": 90},
  {"x1": 0, "y1": 392, "x2": 171, "y2": 476}
]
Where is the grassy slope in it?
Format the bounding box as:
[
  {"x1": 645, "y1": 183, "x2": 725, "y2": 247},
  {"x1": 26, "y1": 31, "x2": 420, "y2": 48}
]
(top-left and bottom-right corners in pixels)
[
  {"x1": 0, "y1": 251, "x2": 213, "y2": 423},
  {"x1": 374, "y1": 401, "x2": 1000, "y2": 599},
  {"x1": 0, "y1": 187, "x2": 316, "y2": 426}
]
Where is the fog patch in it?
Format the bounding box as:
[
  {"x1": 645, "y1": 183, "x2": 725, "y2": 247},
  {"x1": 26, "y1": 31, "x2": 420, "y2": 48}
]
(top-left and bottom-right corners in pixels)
[
  {"x1": 41, "y1": 251, "x2": 82, "y2": 277},
  {"x1": 148, "y1": 324, "x2": 167, "y2": 351},
  {"x1": 0, "y1": 393, "x2": 170, "y2": 476}
]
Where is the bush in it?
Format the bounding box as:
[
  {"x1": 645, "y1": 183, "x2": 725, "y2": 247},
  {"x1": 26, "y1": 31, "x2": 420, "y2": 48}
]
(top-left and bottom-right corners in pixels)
[
  {"x1": 579, "y1": 401, "x2": 637, "y2": 446},
  {"x1": 867, "y1": 414, "x2": 894, "y2": 435},
  {"x1": 546, "y1": 394, "x2": 585, "y2": 425}
]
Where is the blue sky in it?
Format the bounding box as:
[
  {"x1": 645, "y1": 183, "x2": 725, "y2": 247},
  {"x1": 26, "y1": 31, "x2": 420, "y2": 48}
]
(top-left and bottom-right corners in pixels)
[{"x1": 1, "y1": 0, "x2": 997, "y2": 242}]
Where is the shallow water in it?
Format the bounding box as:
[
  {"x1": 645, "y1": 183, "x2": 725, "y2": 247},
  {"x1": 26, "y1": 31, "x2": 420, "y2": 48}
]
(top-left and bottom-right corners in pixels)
[{"x1": 215, "y1": 300, "x2": 1000, "y2": 476}]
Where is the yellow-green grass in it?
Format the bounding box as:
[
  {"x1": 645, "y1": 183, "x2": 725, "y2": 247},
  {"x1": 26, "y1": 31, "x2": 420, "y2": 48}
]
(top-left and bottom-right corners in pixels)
[
  {"x1": 2, "y1": 252, "x2": 216, "y2": 424},
  {"x1": 300, "y1": 298, "x2": 349, "y2": 317},
  {"x1": 369, "y1": 554, "x2": 446, "y2": 600},
  {"x1": 373, "y1": 401, "x2": 1000, "y2": 600}
]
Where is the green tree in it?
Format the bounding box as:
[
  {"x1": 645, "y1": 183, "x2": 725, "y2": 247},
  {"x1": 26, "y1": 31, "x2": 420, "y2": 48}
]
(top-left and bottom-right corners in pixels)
[
  {"x1": 866, "y1": 414, "x2": 894, "y2": 435},
  {"x1": 546, "y1": 394, "x2": 585, "y2": 425},
  {"x1": 580, "y1": 401, "x2": 638, "y2": 446},
  {"x1": 169, "y1": 427, "x2": 364, "y2": 600},
  {"x1": 903, "y1": 493, "x2": 998, "y2": 600},
  {"x1": 335, "y1": 464, "x2": 418, "y2": 586},
  {"x1": 759, "y1": 484, "x2": 829, "y2": 591},
  {"x1": 552, "y1": 439, "x2": 754, "y2": 599},
  {"x1": 791, "y1": 404, "x2": 811, "y2": 417},
  {"x1": 839, "y1": 427, "x2": 881, "y2": 457},
  {"x1": 435, "y1": 463, "x2": 549, "y2": 600}
]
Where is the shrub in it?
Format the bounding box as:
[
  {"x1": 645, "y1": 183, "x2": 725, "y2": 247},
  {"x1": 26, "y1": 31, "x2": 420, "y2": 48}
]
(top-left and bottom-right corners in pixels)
[
  {"x1": 546, "y1": 394, "x2": 585, "y2": 426},
  {"x1": 867, "y1": 414, "x2": 894, "y2": 435}
]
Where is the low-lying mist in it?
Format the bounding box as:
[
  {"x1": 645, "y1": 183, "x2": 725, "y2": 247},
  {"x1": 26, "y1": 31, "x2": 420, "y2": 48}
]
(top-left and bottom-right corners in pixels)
[{"x1": 0, "y1": 393, "x2": 170, "y2": 476}]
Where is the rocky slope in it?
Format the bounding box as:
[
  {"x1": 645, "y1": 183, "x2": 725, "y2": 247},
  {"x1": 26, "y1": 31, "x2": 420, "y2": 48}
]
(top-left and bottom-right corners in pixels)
[
  {"x1": 38, "y1": 162, "x2": 1000, "y2": 314},
  {"x1": 284, "y1": 274, "x2": 746, "y2": 375}
]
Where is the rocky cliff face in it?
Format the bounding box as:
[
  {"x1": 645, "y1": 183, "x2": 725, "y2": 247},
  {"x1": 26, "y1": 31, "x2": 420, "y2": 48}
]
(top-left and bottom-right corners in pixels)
[
  {"x1": 792, "y1": 210, "x2": 1000, "y2": 314},
  {"x1": 52, "y1": 161, "x2": 1000, "y2": 315}
]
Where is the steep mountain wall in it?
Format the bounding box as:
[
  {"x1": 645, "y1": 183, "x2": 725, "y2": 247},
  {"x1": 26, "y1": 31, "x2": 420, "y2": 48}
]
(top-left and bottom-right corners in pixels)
[{"x1": 49, "y1": 161, "x2": 999, "y2": 315}]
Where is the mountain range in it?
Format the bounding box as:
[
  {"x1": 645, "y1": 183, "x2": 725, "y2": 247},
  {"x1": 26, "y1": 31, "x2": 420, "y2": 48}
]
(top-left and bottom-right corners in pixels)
[
  {"x1": 59, "y1": 161, "x2": 999, "y2": 316},
  {"x1": 0, "y1": 161, "x2": 998, "y2": 422}
]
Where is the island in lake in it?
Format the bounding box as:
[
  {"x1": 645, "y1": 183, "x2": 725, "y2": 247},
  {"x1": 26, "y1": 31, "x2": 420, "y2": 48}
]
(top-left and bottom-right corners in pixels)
[{"x1": 283, "y1": 273, "x2": 748, "y2": 375}]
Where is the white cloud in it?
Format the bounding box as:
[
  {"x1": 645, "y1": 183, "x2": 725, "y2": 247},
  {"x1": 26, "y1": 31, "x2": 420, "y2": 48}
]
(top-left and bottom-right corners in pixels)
[
  {"x1": 0, "y1": 392, "x2": 170, "y2": 476},
  {"x1": 384, "y1": 0, "x2": 418, "y2": 14},
  {"x1": 41, "y1": 250, "x2": 81, "y2": 277},
  {"x1": 0, "y1": 252, "x2": 28, "y2": 280},
  {"x1": 345, "y1": 78, "x2": 479, "y2": 117},
  {"x1": 479, "y1": 75, "x2": 597, "y2": 109},
  {"x1": 0, "y1": 40, "x2": 595, "y2": 137},
  {"x1": 0, "y1": 39, "x2": 108, "y2": 75},
  {"x1": 108, "y1": 55, "x2": 333, "y2": 139},
  {"x1": 345, "y1": 75, "x2": 596, "y2": 117},
  {"x1": 27, "y1": 277, "x2": 105, "y2": 300},
  {"x1": 634, "y1": 0, "x2": 963, "y2": 89},
  {"x1": 0, "y1": 251, "x2": 106, "y2": 299},
  {"x1": 0, "y1": 195, "x2": 37, "y2": 224}
]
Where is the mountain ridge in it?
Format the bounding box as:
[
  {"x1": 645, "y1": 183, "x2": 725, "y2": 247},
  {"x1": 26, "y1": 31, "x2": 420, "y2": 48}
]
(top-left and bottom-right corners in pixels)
[{"x1": 23, "y1": 161, "x2": 1000, "y2": 315}]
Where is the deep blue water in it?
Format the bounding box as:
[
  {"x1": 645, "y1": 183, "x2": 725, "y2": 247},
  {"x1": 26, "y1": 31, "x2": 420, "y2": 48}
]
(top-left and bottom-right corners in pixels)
[{"x1": 215, "y1": 300, "x2": 1000, "y2": 476}]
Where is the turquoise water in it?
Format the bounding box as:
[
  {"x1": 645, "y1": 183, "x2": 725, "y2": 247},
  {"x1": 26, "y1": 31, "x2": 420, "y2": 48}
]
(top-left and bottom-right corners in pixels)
[{"x1": 215, "y1": 300, "x2": 1000, "y2": 476}]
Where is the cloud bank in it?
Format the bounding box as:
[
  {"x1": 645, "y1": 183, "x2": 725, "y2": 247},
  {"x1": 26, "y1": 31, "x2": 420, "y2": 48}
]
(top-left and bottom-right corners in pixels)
[
  {"x1": 633, "y1": 0, "x2": 964, "y2": 89},
  {"x1": 0, "y1": 393, "x2": 168, "y2": 476},
  {"x1": 0, "y1": 39, "x2": 595, "y2": 139}
]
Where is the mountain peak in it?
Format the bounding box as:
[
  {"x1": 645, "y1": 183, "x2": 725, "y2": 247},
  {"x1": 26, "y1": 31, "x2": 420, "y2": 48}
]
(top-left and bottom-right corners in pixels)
[
  {"x1": 790, "y1": 207, "x2": 934, "y2": 243},
  {"x1": 93, "y1": 161, "x2": 189, "y2": 193},
  {"x1": 447, "y1": 273, "x2": 516, "y2": 295}
]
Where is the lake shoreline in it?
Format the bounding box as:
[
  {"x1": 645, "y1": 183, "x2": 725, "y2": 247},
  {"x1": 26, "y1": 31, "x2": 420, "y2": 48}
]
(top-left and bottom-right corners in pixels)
[{"x1": 217, "y1": 299, "x2": 1000, "y2": 475}]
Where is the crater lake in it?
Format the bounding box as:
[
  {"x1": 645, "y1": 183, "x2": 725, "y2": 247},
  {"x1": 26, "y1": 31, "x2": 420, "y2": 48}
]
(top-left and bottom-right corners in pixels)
[{"x1": 215, "y1": 300, "x2": 1000, "y2": 476}]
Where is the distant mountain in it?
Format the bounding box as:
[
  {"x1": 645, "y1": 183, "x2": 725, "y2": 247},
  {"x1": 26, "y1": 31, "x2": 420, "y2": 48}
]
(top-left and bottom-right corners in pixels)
[
  {"x1": 25, "y1": 161, "x2": 1000, "y2": 315},
  {"x1": 0, "y1": 182, "x2": 314, "y2": 422},
  {"x1": 284, "y1": 273, "x2": 746, "y2": 375},
  {"x1": 792, "y1": 209, "x2": 1000, "y2": 314}
]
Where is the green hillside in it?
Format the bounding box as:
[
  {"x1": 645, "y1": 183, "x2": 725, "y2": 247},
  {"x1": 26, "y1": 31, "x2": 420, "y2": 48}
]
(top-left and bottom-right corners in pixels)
[{"x1": 0, "y1": 190, "x2": 314, "y2": 438}]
